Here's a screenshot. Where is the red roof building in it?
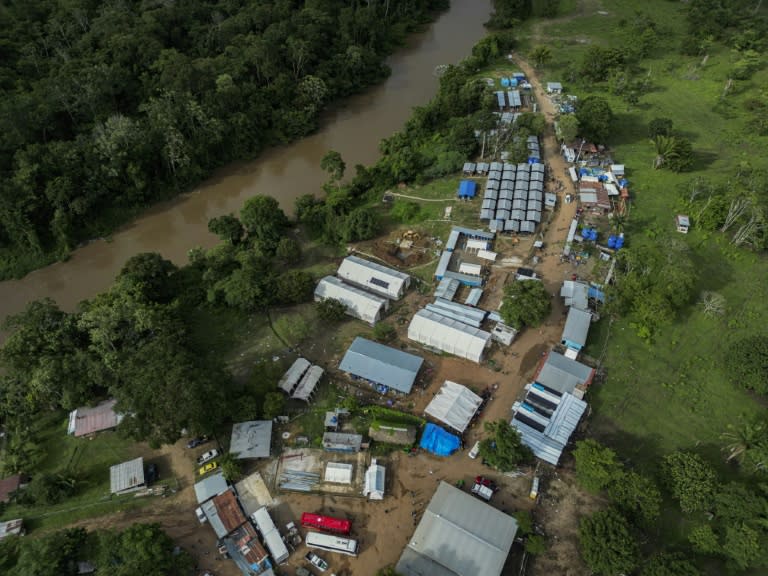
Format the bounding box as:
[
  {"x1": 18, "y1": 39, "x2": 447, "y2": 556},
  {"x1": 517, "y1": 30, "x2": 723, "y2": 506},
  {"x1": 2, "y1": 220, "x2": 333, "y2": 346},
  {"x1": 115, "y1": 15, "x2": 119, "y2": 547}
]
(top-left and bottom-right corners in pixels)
[
  {"x1": 67, "y1": 399, "x2": 123, "y2": 437},
  {"x1": 0, "y1": 475, "x2": 25, "y2": 503}
]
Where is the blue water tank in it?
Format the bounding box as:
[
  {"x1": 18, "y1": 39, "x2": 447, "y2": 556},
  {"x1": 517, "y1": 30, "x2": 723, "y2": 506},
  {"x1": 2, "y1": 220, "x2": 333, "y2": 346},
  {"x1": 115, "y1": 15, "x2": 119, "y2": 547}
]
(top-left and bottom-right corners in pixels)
[
  {"x1": 590, "y1": 229, "x2": 598, "y2": 241},
  {"x1": 619, "y1": 178, "x2": 629, "y2": 187},
  {"x1": 581, "y1": 228, "x2": 590, "y2": 239},
  {"x1": 509, "y1": 78, "x2": 518, "y2": 87},
  {"x1": 607, "y1": 235, "x2": 616, "y2": 248},
  {"x1": 579, "y1": 168, "x2": 589, "y2": 176},
  {"x1": 598, "y1": 174, "x2": 608, "y2": 182},
  {"x1": 615, "y1": 237, "x2": 624, "y2": 249},
  {"x1": 501, "y1": 77, "x2": 511, "y2": 87}
]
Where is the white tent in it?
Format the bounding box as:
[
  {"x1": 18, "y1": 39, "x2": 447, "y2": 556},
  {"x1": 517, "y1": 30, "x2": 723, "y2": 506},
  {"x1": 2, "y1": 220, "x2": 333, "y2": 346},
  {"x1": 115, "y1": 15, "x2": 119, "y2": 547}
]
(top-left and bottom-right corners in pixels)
[
  {"x1": 477, "y1": 249, "x2": 497, "y2": 262},
  {"x1": 324, "y1": 462, "x2": 353, "y2": 484},
  {"x1": 407, "y1": 310, "x2": 491, "y2": 363},
  {"x1": 337, "y1": 255, "x2": 410, "y2": 300},
  {"x1": 292, "y1": 365, "x2": 324, "y2": 402},
  {"x1": 424, "y1": 381, "x2": 483, "y2": 433},
  {"x1": 458, "y1": 262, "x2": 482, "y2": 276},
  {"x1": 314, "y1": 276, "x2": 387, "y2": 325},
  {"x1": 278, "y1": 358, "x2": 310, "y2": 394},
  {"x1": 363, "y1": 459, "x2": 386, "y2": 500}
]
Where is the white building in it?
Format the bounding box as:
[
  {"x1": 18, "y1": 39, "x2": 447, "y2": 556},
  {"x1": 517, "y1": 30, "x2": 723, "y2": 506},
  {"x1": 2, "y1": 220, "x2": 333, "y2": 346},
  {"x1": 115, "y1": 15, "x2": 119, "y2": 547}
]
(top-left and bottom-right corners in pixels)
[
  {"x1": 424, "y1": 381, "x2": 483, "y2": 434},
  {"x1": 314, "y1": 276, "x2": 387, "y2": 325},
  {"x1": 363, "y1": 459, "x2": 386, "y2": 500},
  {"x1": 407, "y1": 309, "x2": 491, "y2": 363},
  {"x1": 337, "y1": 255, "x2": 410, "y2": 300}
]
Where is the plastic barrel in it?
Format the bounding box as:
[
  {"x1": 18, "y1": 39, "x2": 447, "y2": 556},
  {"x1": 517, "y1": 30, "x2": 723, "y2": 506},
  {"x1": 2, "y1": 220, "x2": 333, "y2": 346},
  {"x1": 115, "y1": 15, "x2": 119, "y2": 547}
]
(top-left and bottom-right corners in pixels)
[
  {"x1": 615, "y1": 237, "x2": 624, "y2": 249},
  {"x1": 607, "y1": 235, "x2": 616, "y2": 248}
]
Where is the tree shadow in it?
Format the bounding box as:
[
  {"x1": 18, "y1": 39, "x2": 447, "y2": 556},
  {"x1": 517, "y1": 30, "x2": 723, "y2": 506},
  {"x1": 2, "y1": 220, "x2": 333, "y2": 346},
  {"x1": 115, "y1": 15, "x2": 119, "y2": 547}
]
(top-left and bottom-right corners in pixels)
[
  {"x1": 689, "y1": 149, "x2": 719, "y2": 172},
  {"x1": 609, "y1": 112, "x2": 649, "y2": 147}
]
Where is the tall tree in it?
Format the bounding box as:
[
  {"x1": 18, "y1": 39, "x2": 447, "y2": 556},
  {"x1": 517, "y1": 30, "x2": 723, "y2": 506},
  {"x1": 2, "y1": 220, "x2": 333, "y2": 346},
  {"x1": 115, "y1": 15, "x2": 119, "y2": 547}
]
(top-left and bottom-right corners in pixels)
[
  {"x1": 573, "y1": 439, "x2": 622, "y2": 493},
  {"x1": 239, "y1": 195, "x2": 288, "y2": 253},
  {"x1": 499, "y1": 280, "x2": 551, "y2": 329},
  {"x1": 664, "y1": 451, "x2": 718, "y2": 513},
  {"x1": 576, "y1": 96, "x2": 614, "y2": 144},
  {"x1": 479, "y1": 419, "x2": 533, "y2": 471},
  {"x1": 579, "y1": 508, "x2": 639, "y2": 575}
]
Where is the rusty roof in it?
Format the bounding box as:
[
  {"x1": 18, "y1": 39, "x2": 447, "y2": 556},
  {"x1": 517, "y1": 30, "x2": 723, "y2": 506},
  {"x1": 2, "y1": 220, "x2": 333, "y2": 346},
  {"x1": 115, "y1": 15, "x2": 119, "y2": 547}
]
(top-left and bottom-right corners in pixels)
[{"x1": 212, "y1": 489, "x2": 247, "y2": 535}]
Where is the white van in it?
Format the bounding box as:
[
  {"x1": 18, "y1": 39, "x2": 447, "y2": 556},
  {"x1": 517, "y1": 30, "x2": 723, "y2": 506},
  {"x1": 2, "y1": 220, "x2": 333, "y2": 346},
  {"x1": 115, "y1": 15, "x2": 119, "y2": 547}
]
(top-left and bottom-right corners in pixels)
[{"x1": 468, "y1": 441, "x2": 481, "y2": 459}]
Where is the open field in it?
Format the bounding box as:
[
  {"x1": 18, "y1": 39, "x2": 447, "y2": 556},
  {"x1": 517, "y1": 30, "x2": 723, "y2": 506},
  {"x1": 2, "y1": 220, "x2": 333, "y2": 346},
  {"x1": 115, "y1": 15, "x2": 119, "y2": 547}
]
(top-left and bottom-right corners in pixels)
[{"x1": 507, "y1": 0, "x2": 768, "y2": 557}]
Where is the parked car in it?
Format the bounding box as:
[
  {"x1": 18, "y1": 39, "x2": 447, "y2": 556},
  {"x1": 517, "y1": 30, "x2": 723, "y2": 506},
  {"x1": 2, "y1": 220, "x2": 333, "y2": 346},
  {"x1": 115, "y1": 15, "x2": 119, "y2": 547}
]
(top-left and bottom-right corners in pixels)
[
  {"x1": 195, "y1": 507, "x2": 207, "y2": 524},
  {"x1": 198, "y1": 461, "x2": 218, "y2": 476},
  {"x1": 186, "y1": 436, "x2": 209, "y2": 449},
  {"x1": 306, "y1": 552, "x2": 328, "y2": 572},
  {"x1": 468, "y1": 441, "x2": 481, "y2": 459},
  {"x1": 197, "y1": 449, "x2": 219, "y2": 465},
  {"x1": 145, "y1": 462, "x2": 159, "y2": 484}
]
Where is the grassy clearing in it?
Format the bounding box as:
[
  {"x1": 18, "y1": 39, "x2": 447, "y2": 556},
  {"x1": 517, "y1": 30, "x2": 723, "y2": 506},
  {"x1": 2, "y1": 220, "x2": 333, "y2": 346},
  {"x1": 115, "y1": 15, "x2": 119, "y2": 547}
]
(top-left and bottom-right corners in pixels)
[
  {"x1": 523, "y1": 2, "x2": 768, "y2": 469},
  {"x1": 0, "y1": 412, "x2": 160, "y2": 532}
]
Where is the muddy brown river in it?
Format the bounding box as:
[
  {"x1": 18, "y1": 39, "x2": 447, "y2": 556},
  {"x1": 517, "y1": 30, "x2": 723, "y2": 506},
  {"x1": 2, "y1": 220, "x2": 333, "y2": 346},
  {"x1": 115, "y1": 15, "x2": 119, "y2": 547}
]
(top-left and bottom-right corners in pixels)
[{"x1": 0, "y1": 0, "x2": 491, "y2": 333}]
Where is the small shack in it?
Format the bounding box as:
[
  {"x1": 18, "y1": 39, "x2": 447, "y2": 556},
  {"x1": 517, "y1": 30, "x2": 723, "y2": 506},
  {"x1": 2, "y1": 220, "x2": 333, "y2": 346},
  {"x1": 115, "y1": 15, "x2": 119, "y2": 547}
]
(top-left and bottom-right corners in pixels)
[
  {"x1": 292, "y1": 365, "x2": 324, "y2": 402},
  {"x1": 109, "y1": 457, "x2": 145, "y2": 495},
  {"x1": 322, "y1": 432, "x2": 363, "y2": 453},
  {"x1": 457, "y1": 180, "x2": 477, "y2": 199},
  {"x1": 363, "y1": 459, "x2": 386, "y2": 500},
  {"x1": 68, "y1": 399, "x2": 123, "y2": 437},
  {"x1": 194, "y1": 471, "x2": 228, "y2": 504},
  {"x1": 251, "y1": 507, "x2": 290, "y2": 565},
  {"x1": 230, "y1": 420, "x2": 273, "y2": 460},
  {"x1": 676, "y1": 214, "x2": 690, "y2": 233},
  {"x1": 546, "y1": 82, "x2": 563, "y2": 94},
  {"x1": 0, "y1": 519, "x2": 24, "y2": 541},
  {"x1": 0, "y1": 474, "x2": 26, "y2": 504},
  {"x1": 278, "y1": 358, "x2": 311, "y2": 395},
  {"x1": 561, "y1": 307, "x2": 592, "y2": 358}
]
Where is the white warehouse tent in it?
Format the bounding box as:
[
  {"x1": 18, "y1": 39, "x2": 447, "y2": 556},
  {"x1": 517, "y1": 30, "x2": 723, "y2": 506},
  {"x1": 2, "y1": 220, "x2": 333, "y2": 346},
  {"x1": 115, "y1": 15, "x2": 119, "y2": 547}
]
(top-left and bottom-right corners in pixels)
[
  {"x1": 424, "y1": 381, "x2": 483, "y2": 433},
  {"x1": 408, "y1": 309, "x2": 491, "y2": 363},
  {"x1": 314, "y1": 276, "x2": 387, "y2": 326},
  {"x1": 324, "y1": 462, "x2": 353, "y2": 484},
  {"x1": 337, "y1": 255, "x2": 410, "y2": 300}
]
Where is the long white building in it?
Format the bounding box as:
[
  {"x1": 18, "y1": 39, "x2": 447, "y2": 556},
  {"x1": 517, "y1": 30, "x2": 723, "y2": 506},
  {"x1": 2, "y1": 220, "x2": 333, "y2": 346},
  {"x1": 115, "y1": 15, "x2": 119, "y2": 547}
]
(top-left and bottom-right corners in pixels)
[
  {"x1": 407, "y1": 309, "x2": 491, "y2": 363},
  {"x1": 337, "y1": 255, "x2": 410, "y2": 300},
  {"x1": 314, "y1": 276, "x2": 387, "y2": 325}
]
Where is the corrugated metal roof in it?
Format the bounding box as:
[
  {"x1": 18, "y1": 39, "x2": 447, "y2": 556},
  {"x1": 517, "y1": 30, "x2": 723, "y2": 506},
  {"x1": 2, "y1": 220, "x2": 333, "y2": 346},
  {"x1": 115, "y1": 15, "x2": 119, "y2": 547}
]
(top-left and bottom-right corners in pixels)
[
  {"x1": 446, "y1": 229, "x2": 461, "y2": 251},
  {"x1": 277, "y1": 358, "x2": 310, "y2": 394},
  {"x1": 194, "y1": 472, "x2": 228, "y2": 504},
  {"x1": 511, "y1": 418, "x2": 566, "y2": 465},
  {"x1": 212, "y1": 489, "x2": 246, "y2": 535},
  {"x1": 323, "y1": 432, "x2": 363, "y2": 451},
  {"x1": 544, "y1": 393, "x2": 588, "y2": 446},
  {"x1": 560, "y1": 280, "x2": 589, "y2": 310},
  {"x1": 364, "y1": 461, "x2": 386, "y2": 499},
  {"x1": 443, "y1": 270, "x2": 484, "y2": 287},
  {"x1": 535, "y1": 351, "x2": 595, "y2": 394},
  {"x1": 396, "y1": 482, "x2": 517, "y2": 576},
  {"x1": 431, "y1": 298, "x2": 487, "y2": 323},
  {"x1": 315, "y1": 276, "x2": 386, "y2": 325},
  {"x1": 109, "y1": 457, "x2": 144, "y2": 494},
  {"x1": 230, "y1": 421, "x2": 272, "y2": 459},
  {"x1": 292, "y1": 365, "x2": 324, "y2": 401},
  {"x1": 408, "y1": 309, "x2": 491, "y2": 363},
  {"x1": 435, "y1": 278, "x2": 460, "y2": 301},
  {"x1": 450, "y1": 226, "x2": 495, "y2": 240},
  {"x1": 251, "y1": 507, "x2": 290, "y2": 564},
  {"x1": 337, "y1": 255, "x2": 410, "y2": 300},
  {"x1": 339, "y1": 337, "x2": 424, "y2": 394},
  {"x1": 68, "y1": 399, "x2": 123, "y2": 437},
  {"x1": 562, "y1": 307, "x2": 592, "y2": 349},
  {"x1": 434, "y1": 250, "x2": 453, "y2": 279},
  {"x1": 425, "y1": 381, "x2": 483, "y2": 433},
  {"x1": 465, "y1": 288, "x2": 483, "y2": 307},
  {"x1": 201, "y1": 498, "x2": 228, "y2": 539}
]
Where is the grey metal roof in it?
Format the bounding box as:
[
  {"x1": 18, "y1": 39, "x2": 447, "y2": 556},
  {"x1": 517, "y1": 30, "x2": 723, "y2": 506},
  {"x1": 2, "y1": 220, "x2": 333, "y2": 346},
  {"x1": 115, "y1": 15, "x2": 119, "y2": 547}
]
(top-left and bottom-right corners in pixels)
[
  {"x1": 430, "y1": 297, "x2": 487, "y2": 325},
  {"x1": 495, "y1": 208, "x2": 510, "y2": 221},
  {"x1": 463, "y1": 162, "x2": 476, "y2": 173},
  {"x1": 109, "y1": 457, "x2": 144, "y2": 494},
  {"x1": 339, "y1": 337, "x2": 424, "y2": 394},
  {"x1": 201, "y1": 498, "x2": 229, "y2": 539},
  {"x1": 230, "y1": 421, "x2": 272, "y2": 459},
  {"x1": 495, "y1": 91, "x2": 506, "y2": 108},
  {"x1": 544, "y1": 393, "x2": 588, "y2": 446},
  {"x1": 500, "y1": 180, "x2": 514, "y2": 191},
  {"x1": 194, "y1": 472, "x2": 228, "y2": 504},
  {"x1": 528, "y1": 189, "x2": 544, "y2": 201},
  {"x1": 278, "y1": 358, "x2": 310, "y2": 394},
  {"x1": 545, "y1": 193, "x2": 557, "y2": 207},
  {"x1": 505, "y1": 219, "x2": 520, "y2": 232},
  {"x1": 465, "y1": 288, "x2": 483, "y2": 307},
  {"x1": 396, "y1": 482, "x2": 518, "y2": 576},
  {"x1": 435, "y1": 278, "x2": 460, "y2": 301},
  {"x1": 482, "y1": 198, "x2": 496, "y2": 210},
  {"x1": 499, "y1": 189, "x2": 514, "y2": 200},
  {"x1": 511, "y1": 209, "x2": 526, "y2": 221},
  {"x1": 526, "y1": 198, "x2": 542, "y2": 211},
  {"x1": 510, "y1": 418, "x2": 567, "y2": 466},
  {"x1": 562, "y1": 307, "x2": 592, "y2": 348},
  {"x1": 507, "y1": 90, "x2": 521, "y2": 107},
  {"x1": 292, "y1": 365, "x2": 324, "y2": 401},
  {"x1": 476, "y1": 162, "x2": 489, "y2": 173},
  {"x1": 527, "y1": 210, "x2": 542, "y2": 223},
  {"x1": 322, "y1": 432, "x2": 363, "y2": 451},
  {"x1": 520, "y1": 221, "x2": 536, "y2": 233},
  {"x1": 497, "y1": 198, "x2": 512, "y2": 211},
  {"x1": 530, "y1": 162, "x2": 545, "y2": 173},
  {"x1": 435, "y1": 250, "x2": 453, "y2": 279},
  {"x1": 490, "y1": 162, "x2": 503, "y2": 171},
  {"x1": 480, "y1": 208, "x2": 495, "y2": 221},
  {"x1": 451, "y1": 226, "x2": 495, "y2": 240},
  {"x1": 560, "y1": 280, "x2": 589, "y2": 310},
  {"x1": 536, "y1": 351, "x2": 595, "y2": 394},
  {"x1": 530, "y1": 171, "x2": 545, "y2": 182}
]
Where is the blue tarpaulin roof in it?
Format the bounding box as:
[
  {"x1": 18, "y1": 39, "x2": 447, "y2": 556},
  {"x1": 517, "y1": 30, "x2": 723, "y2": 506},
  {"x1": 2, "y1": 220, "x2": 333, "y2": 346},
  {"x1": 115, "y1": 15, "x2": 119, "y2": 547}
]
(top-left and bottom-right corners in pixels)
[
  {"x1": 458, "y1": 180, "x2": 477, "y2": 198},
  {"x1": 419, "y1": 423, "x2": 460, "y2": 456}
]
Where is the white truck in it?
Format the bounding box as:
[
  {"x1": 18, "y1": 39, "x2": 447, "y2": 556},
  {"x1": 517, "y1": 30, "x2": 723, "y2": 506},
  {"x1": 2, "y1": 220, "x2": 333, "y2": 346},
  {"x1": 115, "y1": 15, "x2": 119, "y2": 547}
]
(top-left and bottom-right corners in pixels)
[{"x1": 197, "y1": 449, "x2": 219, "y2": 465}]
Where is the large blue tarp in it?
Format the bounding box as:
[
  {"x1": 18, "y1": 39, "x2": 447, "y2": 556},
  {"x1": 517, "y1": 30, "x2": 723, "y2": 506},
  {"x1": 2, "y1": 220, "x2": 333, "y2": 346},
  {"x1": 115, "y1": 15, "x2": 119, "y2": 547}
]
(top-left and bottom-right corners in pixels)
[{"x1": 419, "y1": 423, "x2": 460, "y2": 456}]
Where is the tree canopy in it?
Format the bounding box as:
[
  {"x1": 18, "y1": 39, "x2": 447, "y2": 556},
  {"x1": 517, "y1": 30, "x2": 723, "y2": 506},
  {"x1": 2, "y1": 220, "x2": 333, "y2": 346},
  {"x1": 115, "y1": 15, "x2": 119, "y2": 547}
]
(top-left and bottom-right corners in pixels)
[
  {"x1": 579, "y1": 508, "x2": 640, "y2": 575},
  {"x1": 576, "y1": 96, "x2": 614, "y2": 144},
  {"x1": 664, "y1": 451, "x2": 718, "y2": 513},
  {"x1": 499, "y1": 280, "x2": 551, "y2": 330},
  {"x1": 478, "y1": 419, "x2": 533, "y2": 471}
]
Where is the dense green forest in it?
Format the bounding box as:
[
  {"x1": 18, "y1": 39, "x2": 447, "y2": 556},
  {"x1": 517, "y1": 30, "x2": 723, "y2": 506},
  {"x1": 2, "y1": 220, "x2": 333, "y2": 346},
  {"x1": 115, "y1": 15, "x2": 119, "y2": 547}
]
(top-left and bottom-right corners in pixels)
[{"x1": 0, "y1": 0, "x2": 448, "y2": 278}]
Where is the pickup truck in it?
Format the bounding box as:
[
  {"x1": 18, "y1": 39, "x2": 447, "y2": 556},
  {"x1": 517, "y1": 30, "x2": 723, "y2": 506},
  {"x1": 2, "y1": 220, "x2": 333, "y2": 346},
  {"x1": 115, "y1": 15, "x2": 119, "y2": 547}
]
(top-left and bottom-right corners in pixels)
[
  {"x1": 306, "y1": 551, "x2": 328, "y2": 572},
  {"x1": 197, "y1": 449, "x2": 219, "y2": 465}
]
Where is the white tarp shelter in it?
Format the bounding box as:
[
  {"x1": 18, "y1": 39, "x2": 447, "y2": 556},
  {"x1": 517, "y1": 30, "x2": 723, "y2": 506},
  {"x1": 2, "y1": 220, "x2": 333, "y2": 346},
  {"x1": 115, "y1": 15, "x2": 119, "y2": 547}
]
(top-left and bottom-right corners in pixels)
[
  {"x1": 408, "y1": 309, "x2": 491, "y2": 363},
  {"x1": 337, "y1": 255, "x2": 410, "y2": 300},
  {"x1": 458, "y1": 262, "x2": 482, "y2": 276},
  {"x1": 314, "y1": 276, "x2": 387, "y2": 326},
  {"x1": 424, "y1": 381, "x2": 483, "y2": 434},
  {"x1": 363, "y1": 459, "x2": 386, "y2": 500},
  {"x1": 324, "y1": 462, "x2": 353, "y2": 484},
  {"x1": 466, "y1": 238, "x2": 489, "y2": 251},
  {"x1": 278, "y1": 358, "x2": 310, "y2": 394},
  {"x1": 477, "y1": 249, "x2": 497, "y2": 262}
]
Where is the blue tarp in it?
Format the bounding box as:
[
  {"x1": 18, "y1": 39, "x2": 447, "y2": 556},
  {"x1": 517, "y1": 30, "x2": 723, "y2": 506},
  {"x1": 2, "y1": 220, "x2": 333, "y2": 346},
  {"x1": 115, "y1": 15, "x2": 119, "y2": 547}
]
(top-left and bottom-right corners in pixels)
[
  {"x1": 419, "y1": 423, "x2": 460, "y2": 456},
  {"x1": 458, "y1": 180, "x2": 477, "y2": 198}
]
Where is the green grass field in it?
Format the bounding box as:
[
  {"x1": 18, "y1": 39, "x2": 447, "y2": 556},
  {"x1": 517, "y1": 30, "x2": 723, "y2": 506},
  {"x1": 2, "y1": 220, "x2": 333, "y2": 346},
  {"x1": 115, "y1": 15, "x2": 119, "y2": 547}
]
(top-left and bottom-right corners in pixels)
[
  {"x1": 0, "y1": 412, "x2": 161, "y2": 532},
  {"x1": 521, "y1": 2, "x2": 768, "y2": 470}
]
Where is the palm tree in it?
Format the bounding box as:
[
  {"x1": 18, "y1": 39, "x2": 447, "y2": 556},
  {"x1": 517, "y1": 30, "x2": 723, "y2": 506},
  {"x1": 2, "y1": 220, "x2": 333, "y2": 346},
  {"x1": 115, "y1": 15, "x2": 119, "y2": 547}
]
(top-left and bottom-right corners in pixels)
[
  {"x1": 217, "y1": 451, "x2": 243, "y2": 482},
  {"x1": 652, "y1": 135, "x2": 679, "y2": 169},
  {"x1": 722, "y1": 420, "x2": 768, "y2": 470}
]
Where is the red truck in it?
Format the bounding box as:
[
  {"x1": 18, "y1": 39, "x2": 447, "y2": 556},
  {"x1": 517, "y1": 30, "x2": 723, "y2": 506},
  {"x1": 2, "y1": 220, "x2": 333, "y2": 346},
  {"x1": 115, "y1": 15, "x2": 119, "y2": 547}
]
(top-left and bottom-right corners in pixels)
[{"x1": 301, "y1": 513, "x2": 351, "y2": 535}]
